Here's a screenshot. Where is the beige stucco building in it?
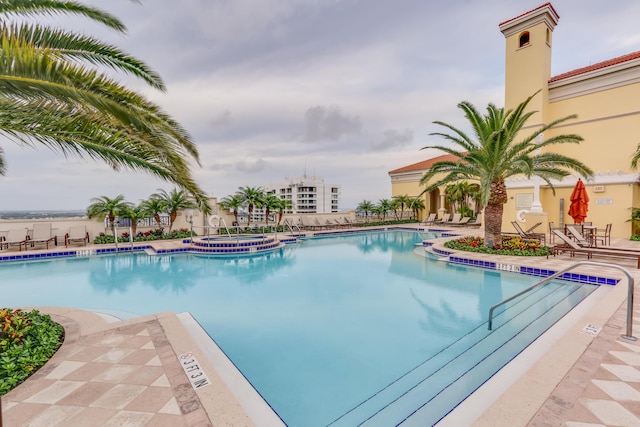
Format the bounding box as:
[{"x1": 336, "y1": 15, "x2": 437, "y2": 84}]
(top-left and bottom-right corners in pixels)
[{"x1": 389, "y1": 3, "x2": 640, "y2": 238}]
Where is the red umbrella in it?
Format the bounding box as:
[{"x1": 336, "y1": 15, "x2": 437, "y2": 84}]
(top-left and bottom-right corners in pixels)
[{"x1": 568, "y1": 179, "x2": 589, "y2": 223}]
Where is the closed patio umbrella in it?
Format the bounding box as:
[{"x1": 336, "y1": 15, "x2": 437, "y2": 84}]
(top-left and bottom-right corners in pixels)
[{"x1": 568, "y1": 178, "x2": 589, "y2": 223}]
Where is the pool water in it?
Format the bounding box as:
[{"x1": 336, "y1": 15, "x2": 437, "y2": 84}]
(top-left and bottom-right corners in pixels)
[{"x1": 0, "y1": 230, "x2": 597, "y2": 426}]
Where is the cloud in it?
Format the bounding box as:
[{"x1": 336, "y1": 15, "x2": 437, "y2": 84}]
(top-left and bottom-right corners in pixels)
[
  {"x1": 211, "y1": 110, "x2": 232, "y2": 127},
  {"x1": 370, "y1": 129, "x2": 414, "y2": 152},
  {"x1": 304, "y1": 105, "x2": 362, "y2": 142},
  {"x1": 235, "y1": 158, "x2": 269, "y2": 173}
]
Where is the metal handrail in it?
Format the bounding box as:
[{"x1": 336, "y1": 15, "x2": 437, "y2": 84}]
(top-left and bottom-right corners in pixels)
[{"x1": 487, "y1": 261, "x2": 636, "y2": 341}]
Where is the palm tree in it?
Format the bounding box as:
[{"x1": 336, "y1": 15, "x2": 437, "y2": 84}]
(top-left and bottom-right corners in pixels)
[
  {"x1": 262, "y1": 194, "x2": 282, "y2": 226},
  {"x1": 86, "y1": 195, "x2": 129, "y2": 240},
  {"x1": 151, "y1": 188, "x2": 196, "y2": 233},
  {"x1": 420, "y1": 92, "x2": 593, "y2": 247},
  {"x1": 119, "y1": 203, "x2": 145, "y2": 237},
  {"x1": 408, "y1": 197, "x2": 426, "y2": 220},
  {"x1": 140, "y1": 197, "x2": 166, "y2": 229},
  {"x1": 275, "y1": 198, "x2": 292, "y2": 226},
  {"x1": 378, "y1": 199, "x2": 392, "y2": 221},
  {"x1": 0, "y1": 1, "x2": 210, "y2": 212},
  {"x1": 356, "y1": 200, "x2": 374, "y2": 222},
  {"x1": 236, "y1": 186, "x2": 265, "y2": 225},
  {"x1": 444, "y1": 182, "x2": 464, "y2": 213},
  {"x1": 393, "y1": 194, "x2": 411, "y2": 219},
  {"x1": 220, "y1": 194, "x2": 243, "y2": 225}
]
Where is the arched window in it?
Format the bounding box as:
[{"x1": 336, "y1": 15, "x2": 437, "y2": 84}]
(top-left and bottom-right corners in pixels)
[{"x1": 519, "y1": 31, "x2": 530, "y2": 48}]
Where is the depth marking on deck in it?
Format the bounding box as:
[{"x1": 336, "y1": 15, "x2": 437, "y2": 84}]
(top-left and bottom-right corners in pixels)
[
  {"x1": 178, "y1": 352, "x2": 211, "y2": 389},
  {"x1": 581, "y1": 324, "x2": 601, "y2": 336}
]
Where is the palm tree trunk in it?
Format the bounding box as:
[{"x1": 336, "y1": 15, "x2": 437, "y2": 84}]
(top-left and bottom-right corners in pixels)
[
  {"x1": 484, "y1": 203, "x2": 504, "y2": 247},
  {"x1": 484, "y1": 178, "x2": 508, "y2": 248}
]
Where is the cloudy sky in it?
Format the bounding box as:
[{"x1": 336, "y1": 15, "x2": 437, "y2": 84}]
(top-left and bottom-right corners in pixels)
[{"x1": 1, "y1": 0, "x2": 639, "y2": 211}]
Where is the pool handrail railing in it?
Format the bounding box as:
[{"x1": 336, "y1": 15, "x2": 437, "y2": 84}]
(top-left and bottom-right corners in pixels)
[{"x1": 487, "y1": 261, "x2": 635, "y2": 341}]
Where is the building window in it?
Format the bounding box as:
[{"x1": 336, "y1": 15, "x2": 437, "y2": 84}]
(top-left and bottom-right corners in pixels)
[
  {"x1": 546, "y1": 28, "x2": 551, "y2": 45},
  {"x1": 519, "y1": 31, "x2": 530, "y2": 48}
]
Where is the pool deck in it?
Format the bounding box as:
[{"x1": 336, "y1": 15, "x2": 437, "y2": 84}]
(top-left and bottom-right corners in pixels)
[{"x1": 3, "y1": 225, "x2": 640, "y2": 426}]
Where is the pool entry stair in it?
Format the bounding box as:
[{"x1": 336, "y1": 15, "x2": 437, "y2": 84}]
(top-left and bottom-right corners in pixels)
[{"x1": 328, "y1": 272, "x2": 602, "y2": 426}]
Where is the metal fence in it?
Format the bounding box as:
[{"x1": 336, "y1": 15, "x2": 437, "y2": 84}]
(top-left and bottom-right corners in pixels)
[{"x1": 104, "y1": 215, "x2": 170, "y2": 228}]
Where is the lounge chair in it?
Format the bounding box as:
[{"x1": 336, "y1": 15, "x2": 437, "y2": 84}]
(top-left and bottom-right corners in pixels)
[
  {"x1": 448, "y1": 213, "x2": 462, "y2": 225},
  {"x1": 420, "y1": 213, "x2": 437, "y2": 225},
  {"x1": 2, "y1": 228, "x2": 28, "y2": 251},
  {"x1": 65, "y1": 226, "x2": 89, "y2": 247},
  {"x1": 28, "y1": 223, "x2": 57, "y2": 249},
  {"x1": 511, "y1": 221, "x2": 546, "y2": 245},
  {"x1": 548, "y1": 221, "x2": 560, "y2": 244},
  {"x1": 524, "y1": 222, "x2": 542, "y2": 233},
  {"x1": 550, "y1": 229, "x2": 640, "y2": 268},
  {"x1": 468, "y1": 213, "x2": 482, "y2": 227},
  {"x1": 434, "y1": 213, "x2": 451, "y2": 224},
  {"x1": 341, "y1": 217, "x2": 355, "y2": 227},
  {"x1": 450, "y1": 216, "x2": 471, "y2": 227},
  {"x1": 564, "y1": 224, "x2": 592, "y2": 247}
]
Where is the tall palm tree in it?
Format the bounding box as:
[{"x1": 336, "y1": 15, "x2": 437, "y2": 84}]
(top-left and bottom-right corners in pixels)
[
  {"x1": 220, "y1": 194, "x2": 243, "y2": 225},
  {"x1": 356, "y1": 200, "x2": 374, "y2": 222},
  {"x1": 119, "y1": 203, "x2": 145, "y2": 237},
  {"x1": 420, "y1": 92, "x2": 593, "y2": 247},
  {"x1": 236, "y1": 186, "x2": 264, "y2": 225},
  {"x1": 275, "y1": 198, "x2": 292, "y2": 226},
  {"x1": 151, "y1": 188, "x2": 196, "y2": 233},
  {"x1": 86, "y1": 194, "x2": 129, "y2": 240},
  {"x1": 0, "y1": 1, "x2": 209, "y2": 212},
  {"x1": 408, "y1": 197, "x2": 425, "y2": 220},
  {"x1": 262, "y1": 194, "x2": 282, "y2": 226},
  {"x1": 378, "y1": 199, "x2": 392, "y2": 221},
  {"x1": 392, "y1": 194, "x2": 411, "y2": 219},
  {"x1": 140, "y1": 197, "x2": 166, "y2": 229}
]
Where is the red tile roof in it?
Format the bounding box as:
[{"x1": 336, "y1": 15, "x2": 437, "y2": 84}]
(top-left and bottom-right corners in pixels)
[
  {"x1": 549, "y1": 50, "x2": 640, "y2": 82},
  {"x1": 498, "y1": 2, "x2": 559, "y2": 27},
  {"x1": 388, "y1": 153, "x2": 460, "y2": 175}
]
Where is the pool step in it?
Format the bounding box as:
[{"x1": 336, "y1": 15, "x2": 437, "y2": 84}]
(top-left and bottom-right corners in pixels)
[
  {"x1": 190, "y1": 235, "x2": 284, "y2": 255},
  {"x1": 327, "y1": 281, "x2": 596, "y2": 426}
]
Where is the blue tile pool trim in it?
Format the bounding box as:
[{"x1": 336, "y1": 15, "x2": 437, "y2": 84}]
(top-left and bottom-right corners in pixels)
[
  {"x1": 432, "y1": 247, "x2": 454, "y2": 256},
  {"x1": 448, "y1": 256, "x2": 619, "y2": 285}
]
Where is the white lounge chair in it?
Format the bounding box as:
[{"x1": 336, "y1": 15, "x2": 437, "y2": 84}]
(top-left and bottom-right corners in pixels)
[
  {"x1": 65, "y1": 226, "x2": 89, "y2": 247},
  {"x1": 420, "y1": 213, "x2": 437, "y2": 225},
  {"x1": 2, "y1": 228, "x2": 28, "y2": 251},
  {"x1": 29, "y1": 223, "x2": 56, "y2": 249}
]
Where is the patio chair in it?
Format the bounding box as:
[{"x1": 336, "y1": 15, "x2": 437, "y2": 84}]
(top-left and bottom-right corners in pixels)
[
  {"x1": 2, "y1": 228, "x2": 28, "y2": 251},
  {"x1": 594, "y1": 223, "x2": 612, "y2": 247},
  {"x1": 511, "y1": 221, "x2": 546, "y2": 245},
  {"x1": 28, "y1": 223, "x2": 57, "y2": 249},
  {"x1": 65, "y1": 226, "x2": 89, "y2": 247}
]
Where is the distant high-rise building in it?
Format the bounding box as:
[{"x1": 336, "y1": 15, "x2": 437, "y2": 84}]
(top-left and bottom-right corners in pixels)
[{"x1": 252, "y1": 174, "x2": 340, "y2": 222}]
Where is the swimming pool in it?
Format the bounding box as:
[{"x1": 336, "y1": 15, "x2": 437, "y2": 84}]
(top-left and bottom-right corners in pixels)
[{"x1": 0, "y1": 230, "x2": 599, "y2": 425}]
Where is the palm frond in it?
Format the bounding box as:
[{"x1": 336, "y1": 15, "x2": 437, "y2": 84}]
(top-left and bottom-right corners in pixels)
[{"x1": 0, "y1": 0, "x2": 126, "y2": 32}]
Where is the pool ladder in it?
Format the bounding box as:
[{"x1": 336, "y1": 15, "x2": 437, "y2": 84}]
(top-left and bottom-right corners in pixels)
[{"x1": 487, "y1": 260, "x2": 636, "y2": 341}]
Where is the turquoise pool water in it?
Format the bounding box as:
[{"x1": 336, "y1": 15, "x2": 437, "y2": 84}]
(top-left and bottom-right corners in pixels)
[{"x1": 0, "y1": 230, "x2": 597, "y2": 425}]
